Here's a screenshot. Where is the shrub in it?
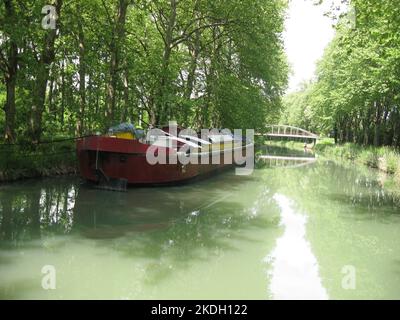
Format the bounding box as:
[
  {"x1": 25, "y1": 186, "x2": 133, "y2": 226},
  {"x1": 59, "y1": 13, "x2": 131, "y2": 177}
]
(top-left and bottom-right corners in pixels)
[
  {"x1": 395, "y1": 166, "x2": 400, "y2": 185},
  {"x1": 358, "y1": 148, "x2": 379, "y2": 168},
  {"x1": 315, "y1": 141, "x2": 400, "y2": 180},
  {"x1": 383, "y1": 149, "x2": 400, "y2": 174}
]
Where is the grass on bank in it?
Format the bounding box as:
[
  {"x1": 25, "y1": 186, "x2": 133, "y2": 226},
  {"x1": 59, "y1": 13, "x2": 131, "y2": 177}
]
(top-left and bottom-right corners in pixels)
[
  {"x1": 261, "y1": 137, "x2": 400, "y2": 184},
  {"x1": 0, "y1": 137, "x2": 77, "y2": 182},
  {"x1": 315, "y1": 138, "x2": 400, "y2": 183}
]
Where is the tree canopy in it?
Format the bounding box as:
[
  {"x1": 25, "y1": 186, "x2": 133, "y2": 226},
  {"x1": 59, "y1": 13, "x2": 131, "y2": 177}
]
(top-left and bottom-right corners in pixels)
[
  {"x1": 0, "y1": 0, "x2": 288, "y2": 143},
  {"x1": 282, "y1": 0, "x2": 400, "y2": 147}
]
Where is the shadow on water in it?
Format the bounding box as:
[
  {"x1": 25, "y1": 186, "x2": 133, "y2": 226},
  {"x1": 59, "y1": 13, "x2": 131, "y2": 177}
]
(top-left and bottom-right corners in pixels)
[
  {"x1": 1, "y1": 150, "x2": 397, "y2": 248},
  {"x1": 310, "y1": 162, "x2": 400, "y2": 215},
  {"x1": 264, "y1": 158, "x2": 400, "y2": 213},
  {"x1": 0, "y1": 177, "x2": 78, "y2": 247},
  {"x1": 0, "y1": 170, "x2": 281, "y2": 286},
  {"x1": 0, "y1": 146, "x2": 315, "y2": 248},
  {"x1": 2, "y1": 150, "x2": 400, "y2": 298}
]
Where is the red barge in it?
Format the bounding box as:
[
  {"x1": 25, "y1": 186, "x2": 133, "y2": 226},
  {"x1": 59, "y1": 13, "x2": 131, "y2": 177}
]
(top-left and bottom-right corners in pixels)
[{"x1": 76, "y1": 123, "x2": 253, "y2": 190}]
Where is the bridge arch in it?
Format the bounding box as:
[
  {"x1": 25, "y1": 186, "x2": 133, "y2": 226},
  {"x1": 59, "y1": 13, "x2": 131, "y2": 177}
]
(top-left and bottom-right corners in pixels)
[
  {"x1": 258, "y1": 125, "x2": 319, "y2": 142},
  {"x1": 265, "y1": 125, "x2": 318, "y2": 139}
]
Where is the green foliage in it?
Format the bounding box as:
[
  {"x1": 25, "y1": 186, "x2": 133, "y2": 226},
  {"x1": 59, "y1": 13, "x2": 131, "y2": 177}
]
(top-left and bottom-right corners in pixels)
[
  {"x1": 0, "y1": 0, "x2": 288, "y2": 144},
  {"x1": 318, "y1": 138, "x2": 335, "y2": 146},
  {"x1": 0, "y1": 140, "x2": 76, "y2": 181},
  {"x1": 316, "y1": 142, "x2": 400, "y2": 177},
  {"x1": 358, "y1": 149, "x2": 379, "y2": 168},
  {"x1": 281, "y1": 0, "x2": 400, "y2": 148},
  {"x1": 380, "y1": 148, "x2": 400, "y2": 174},
  {"x1": 0, "y1": 0, "x2": 289, "y2": 178},
  {"x1": 281, "y1": 82, "x2": 316, "y2": 132},
  {"x1": 0, "y1": 83, "x2": 5, "y2": 128}
]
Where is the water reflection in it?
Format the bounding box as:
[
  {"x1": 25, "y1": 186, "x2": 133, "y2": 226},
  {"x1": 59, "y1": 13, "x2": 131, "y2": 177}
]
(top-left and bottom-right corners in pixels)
[
  {"x1": 0, "y1": 173, "x2": 279, "y2": 249},
  {"x1": 0, "y1": 180, "x2": 78, "y2": 244},
  {"x1": 265, "y1": 194, "x2": 328, "y2": 300},
  {"x1": 1, "y1": 159, "x2": 400, "y2": 299},
  {"x1": 257, "y1": 145, "x2": 317, "y2": 169},
  {"x1": 0, "y1": 172, "x2": 282, "y2": 299}
]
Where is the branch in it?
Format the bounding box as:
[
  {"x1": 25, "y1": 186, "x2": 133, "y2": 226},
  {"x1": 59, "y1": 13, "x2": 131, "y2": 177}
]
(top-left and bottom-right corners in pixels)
[
  {"x1": 171, "y1": 21, "x2": 234, "y2": 49},
  {"x1": 126, "y1": 31, "x2": 149, "y2": 56},
  {"x1": 101, "y1": 0, "x2": 114, "y2": 27},
  {"x1": 157, "y1": 8, "x2": 169, "y2": 27},
  {"x1": 150, "y1": 11, "x2": 167, "y2": 45}
]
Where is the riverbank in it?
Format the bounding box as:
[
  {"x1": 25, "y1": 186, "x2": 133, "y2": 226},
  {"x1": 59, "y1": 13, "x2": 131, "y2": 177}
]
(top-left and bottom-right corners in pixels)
[
  {"x1": 2, "y1": 137, "x2": 399, "y2": 184},
  {"x1": 315, "y1": 139, "x2": 400, "y2": 182},
  {"x1": 0, "y1": 139, "x2": 77, "y2": 183},
  {"x1": 262, "y1": 139, "x2": 400, "y2": 184}
]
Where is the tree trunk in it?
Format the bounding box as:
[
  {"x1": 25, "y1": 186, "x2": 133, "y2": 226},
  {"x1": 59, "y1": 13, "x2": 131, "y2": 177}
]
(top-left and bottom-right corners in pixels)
[
  {"x1": 4, "y1": 71, "x2": 17, "y2": 143},
  {"x1": 373, "y1": 101, "x2": 382, "y2": 147},
  {"x1": 363, "y1": 128, "x2": 369, "y2": 146},
  {"x1": 333, "y1": 123, "x2": 338, "y2": 144},
  {"x1": 30, "y1": 64, "x2": 48, "y2": 142},
  {"x1": 382, "y1": 107, "x2": 390, "y2": 145},
  {"x1": 29, "y1": 0, "x2": 63, "y2": 143},
  {"x1": 60, "y1": 60, "x2": 65, "y2": 126},
  {"x1": 121, "y1": 67, "x2": 129, "y2": 122},
  {"x1": 87, "y1": 75, "x2": 92, "y2": 131},
  {"x1": 185, "y1": 35, "x2": 200, "y2": 101},
  {"x1": 392, "y1": 110, "x2": 399, "y2": 147},
  {"x1": 362, "y1": 110, "x2": 371, "y2": 146},
  {"x1": 76, "y1": 20, "x2": 86, "y2": 136},
  {"x1": 105, "y1": 0, "x2": 129, "y2": 128},
  {"x1": 3, "y1": 0, "x2": 19, "y2": 143},
  {"x1": 155, "y1": 0, "x2": 177, "y2": 125},
  {"x1": 183, "y1": 27, "x2": 201, "y2": 126},
  {"x1": 48, "y1": 74, "x2": 55, "y2": 116}
]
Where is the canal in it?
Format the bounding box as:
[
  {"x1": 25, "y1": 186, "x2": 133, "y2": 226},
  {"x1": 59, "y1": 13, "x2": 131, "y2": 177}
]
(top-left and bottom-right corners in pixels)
[{"x1": 1, "y1": 154, "x2": 400, "y2": 299}]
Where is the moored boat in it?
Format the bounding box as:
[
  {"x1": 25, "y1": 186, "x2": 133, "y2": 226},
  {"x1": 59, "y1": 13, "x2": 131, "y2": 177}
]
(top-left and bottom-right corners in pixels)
[{"x1": 76, "y1": 123, "x2": 253, "y2": 190}]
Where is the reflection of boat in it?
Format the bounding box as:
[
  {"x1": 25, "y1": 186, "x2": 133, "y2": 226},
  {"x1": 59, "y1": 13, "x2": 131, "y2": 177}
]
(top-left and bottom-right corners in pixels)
[
  {"x1": 77, "y1": 123, "x2": 252, "y2": 189},
  {"x1": 72, "y1": 173, "x2": 247, "y2": 238},
  {"x1": 0, "y1": 172, "x2": 253, "y2": 242}
]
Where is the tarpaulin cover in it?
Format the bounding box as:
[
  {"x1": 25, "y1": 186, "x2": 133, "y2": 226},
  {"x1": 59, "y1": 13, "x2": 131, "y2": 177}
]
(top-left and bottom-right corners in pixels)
[{"x1": 108, "y1": 123, "x2": 136, "y2": 134}]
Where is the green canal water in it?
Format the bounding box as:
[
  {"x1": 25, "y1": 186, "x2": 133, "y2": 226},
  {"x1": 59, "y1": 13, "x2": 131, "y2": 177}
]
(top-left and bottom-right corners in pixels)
[{"x1": 1, "y1": 154, "x2": 400, "y2": 299}]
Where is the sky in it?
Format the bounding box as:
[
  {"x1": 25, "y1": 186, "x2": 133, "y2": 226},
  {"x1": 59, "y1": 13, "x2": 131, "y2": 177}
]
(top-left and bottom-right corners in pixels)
[{"x1": 284, "y1": 0, "x2": 340, "y2": 93}]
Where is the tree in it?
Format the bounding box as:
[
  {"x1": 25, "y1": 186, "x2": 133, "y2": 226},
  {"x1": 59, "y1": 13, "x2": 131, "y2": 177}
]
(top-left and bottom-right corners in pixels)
[
  {"x1": 282, "y1": 0, "x2": 400, "y2": 147},
  {"x1": 0, "y1": 0, "x2": 289, "y2": 144},
  {"x1": 0, "y1": 0, "x2": 20, "y2": 142}
]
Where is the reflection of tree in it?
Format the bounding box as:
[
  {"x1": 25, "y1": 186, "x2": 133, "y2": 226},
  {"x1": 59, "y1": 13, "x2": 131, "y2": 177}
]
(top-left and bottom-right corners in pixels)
[
  {"x1": 0, "y1": 172, "x2": 281, "y2": 245},
  {"x1": 27, "y1": 187, "x2": 41, "y2": 240},
  {"x1": 1, "y1": 173, "x2": 282, "y2": 287},
  {"x1": 261, "y1": 161, "x2": 400, "y2": 299},
  {"x1": 81, "y1": 178, "x2": 281, "y2": 283},
  {"x1": 0, "y1": 179, "x2": 78, "y2": 245},
  {"x1": 263, "y1": 161, "x2": 400, "y2": 212},
  {"x1": 0, "y1": 192, "x2": 13, "y2": 241}
]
